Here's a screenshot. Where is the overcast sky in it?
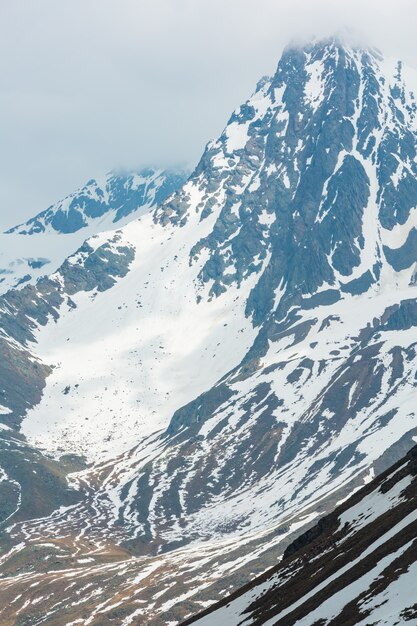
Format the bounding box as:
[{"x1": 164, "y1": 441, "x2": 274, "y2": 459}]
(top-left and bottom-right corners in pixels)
[{"x1": 1, "y1": 0, "x2": 416, "y2": 230}]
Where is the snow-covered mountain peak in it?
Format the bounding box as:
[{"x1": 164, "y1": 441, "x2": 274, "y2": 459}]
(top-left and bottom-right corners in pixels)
[
  {"x1": 153, "y1": 39, "x2": 417, "y2": 327},
  {"x1": 0, "y1": 168, "x2": 187, "y2": 294},
  {"x1": 6, "y1": 167, "x2": 188, "y2": 236}
]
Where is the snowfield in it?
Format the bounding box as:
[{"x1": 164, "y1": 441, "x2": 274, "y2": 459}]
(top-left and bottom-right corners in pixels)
[{"x1": 22, "y1": 204, "x2": 259, "y2": 461}]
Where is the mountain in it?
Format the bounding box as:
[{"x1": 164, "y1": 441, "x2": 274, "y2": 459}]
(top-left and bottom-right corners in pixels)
[
  {"x1": 0, "y1": 37, "x2": 417, "y2": 625},
  {"x1": 0, "y1": 168, "x2": 187, "y2": 294},
  {"x1": 185, "y1": 444, "x2": 417, "y2": 626},
  {"x1": 7, "y1": 168, "x2": 187, "y2": 235}
]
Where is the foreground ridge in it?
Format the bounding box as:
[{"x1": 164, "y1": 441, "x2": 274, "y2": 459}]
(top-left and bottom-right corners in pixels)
[{"x1": 185, "y1": 444, "x2": 417, "y2": 626}]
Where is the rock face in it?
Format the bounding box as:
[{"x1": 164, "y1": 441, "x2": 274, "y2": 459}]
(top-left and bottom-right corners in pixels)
[
  {"x1": 156, "y1": 40, "x2": 417, "y2": 320},
  {"x1": 185, "y1": 444, "x2": 417, "y2": 626},
  {"x1": 0, "y1": 168, "x2": 187, "y2": 294},
  {"x1": 0, "y1": 37, "x2": 417, "y2": 625}
]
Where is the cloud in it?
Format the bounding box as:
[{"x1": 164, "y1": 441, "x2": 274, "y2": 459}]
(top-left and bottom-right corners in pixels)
[{"x1": 0, "y1": 0, "x2": 416, "y2": 228}]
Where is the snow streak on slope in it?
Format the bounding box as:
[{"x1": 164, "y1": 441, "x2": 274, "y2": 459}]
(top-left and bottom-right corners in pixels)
[{"x1": 186, "y1": 445, "x2": 417, "y2": 626}]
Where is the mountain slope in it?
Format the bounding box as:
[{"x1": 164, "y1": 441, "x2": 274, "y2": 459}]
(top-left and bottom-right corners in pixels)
[
  {"x1": 0, "y1": 168, "x2": 187, "y2": 294},
  {"x1": 0, "y1": 37, "x2": 417, "y2": 625},
  {"x1": 185, "y1": 444, "x2": 417, "y2": 626}
]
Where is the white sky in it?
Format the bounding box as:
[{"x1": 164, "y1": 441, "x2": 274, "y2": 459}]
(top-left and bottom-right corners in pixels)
[{"x1": 0, "y1": 0, "x2": 416, "y2": 229}]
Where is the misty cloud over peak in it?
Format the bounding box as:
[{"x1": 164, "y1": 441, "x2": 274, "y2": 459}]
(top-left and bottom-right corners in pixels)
[{"x1": 1, "y1": 0, "x2": 416, "y2": 228}]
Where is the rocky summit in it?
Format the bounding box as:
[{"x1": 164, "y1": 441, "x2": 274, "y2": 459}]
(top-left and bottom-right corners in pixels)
[{"x1": 0, "y1": 37, "x2": 417, "y2": 625}]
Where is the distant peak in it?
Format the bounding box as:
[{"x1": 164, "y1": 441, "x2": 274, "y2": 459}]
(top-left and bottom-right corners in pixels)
[{"x1": 5, "y1": 167, "x2": 188, "y2": 236}]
